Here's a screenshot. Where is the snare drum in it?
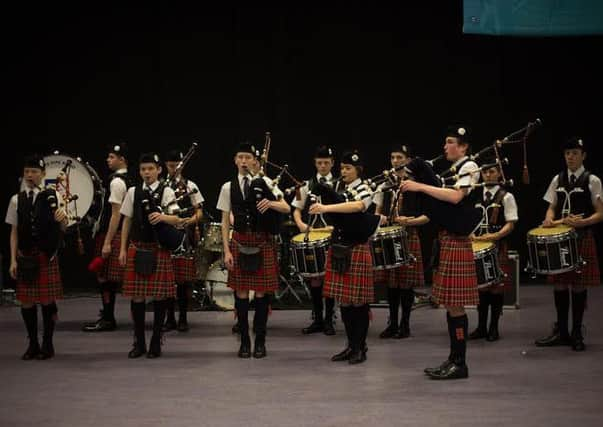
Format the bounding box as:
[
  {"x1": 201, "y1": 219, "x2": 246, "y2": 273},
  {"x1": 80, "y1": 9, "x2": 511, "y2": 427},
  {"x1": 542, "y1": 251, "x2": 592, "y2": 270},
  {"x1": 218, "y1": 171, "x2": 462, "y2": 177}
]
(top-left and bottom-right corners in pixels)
[
  {"x1": 370, "y1": 225, "x2": 410, "y2": 270},
  {"x1": 472, "y1": 241, "x2": 503, "y2": 288},
  {"x1": 204, "y1": 261, "x2": 253, "y2": 310},
  {"x1": 526, "y1": 225, "x2": 580, "y2": 275},
  {"x1": 290, "y1": 229, "x2": 332, "y2": 277},
  {"x1": 203, "y1": 222, "x2": 225, "y2": 252}
]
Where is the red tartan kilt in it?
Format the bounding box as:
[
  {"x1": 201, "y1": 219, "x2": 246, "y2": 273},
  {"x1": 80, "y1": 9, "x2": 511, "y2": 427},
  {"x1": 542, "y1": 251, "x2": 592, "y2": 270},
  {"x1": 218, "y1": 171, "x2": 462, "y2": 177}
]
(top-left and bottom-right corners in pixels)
[
  {"x1": 432, "y1": 232, "x2": 479, "y2": 306},
  {"x1": 547, "y1": 229, "x2": 601, "y2": 287},
  {"x1": 94, "y1": 232, "x2": 125, "y2": 283},
  {"x1": 324, "y1": 243, "x2": 374, "y2": 304},
  {"x1": 16, "y1": 250, "x2": 63, "y2": 305},
  {"x1": 172, "y1": 255, "x2": 196, "y2": 283},
  {"x1": 122, "y1": 242, "x2": 176, "y2": 299},
  {"x1": 228, "y1": 232, "x2": 279, "y2": 293}
]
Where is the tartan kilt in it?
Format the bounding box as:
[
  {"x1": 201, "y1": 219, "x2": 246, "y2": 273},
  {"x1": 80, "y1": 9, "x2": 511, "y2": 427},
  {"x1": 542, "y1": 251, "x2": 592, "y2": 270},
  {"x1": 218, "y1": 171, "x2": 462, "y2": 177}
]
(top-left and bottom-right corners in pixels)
[
  {"x1": 94, "y1": 232, "x2": 125, "y2": 283},
  {"x1": 547, "y1": 229, "x2": 601, "y2": 287},
  {"x1": 122, "y1": 242, "x2": 176, "y2": 299},
  {"x1": 374, "y1": 228, "x2": 424, "y2": 289},
  {"x1": 432, "y1": 232, "x2": 479, "y2": 306},
  {"x1": 172, "y1": 255, "x2": 197, "y2": 283},
  {"x1": 228, "y1": 232, "x2": 279, "y2": 293},
  {"x1": 324, "y1": 243, "x2": 374, "y2": 304},
  {"x1": 16, "y1": 249, "x2": 63, "y2": 305}
]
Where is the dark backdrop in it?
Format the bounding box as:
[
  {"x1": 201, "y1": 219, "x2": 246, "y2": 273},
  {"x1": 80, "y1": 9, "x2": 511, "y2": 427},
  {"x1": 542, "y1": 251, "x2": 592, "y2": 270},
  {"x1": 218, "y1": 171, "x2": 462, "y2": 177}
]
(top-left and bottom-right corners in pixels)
[{"x1": 2, "y1": 3, "x2": 602, "y2": 289}]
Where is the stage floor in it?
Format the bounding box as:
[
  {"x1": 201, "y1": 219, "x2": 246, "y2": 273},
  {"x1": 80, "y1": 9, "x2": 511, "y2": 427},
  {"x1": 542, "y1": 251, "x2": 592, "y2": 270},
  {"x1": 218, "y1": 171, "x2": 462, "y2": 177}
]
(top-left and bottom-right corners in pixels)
[{"x1": 1, "y1": 286, "x2": 602, "y2": 427}]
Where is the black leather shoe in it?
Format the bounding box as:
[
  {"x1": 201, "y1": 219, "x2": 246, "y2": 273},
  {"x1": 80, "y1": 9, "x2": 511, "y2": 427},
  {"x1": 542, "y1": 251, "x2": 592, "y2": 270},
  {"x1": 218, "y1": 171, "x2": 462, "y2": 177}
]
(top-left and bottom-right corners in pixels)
[
  {"x1": 535, "y1": 333, "x2": 572, "y2": 347},
  {"x1": 571, "y1": 329, "x2": 586, "y2": 352},
  {"x1": 379, "y1": 325, "x2": 397, "y2": 339},
  {"x1": 486, "y1": 325, "x2": 500, "y2": 342},
  {"x1": 162, "y1": 318, "x2": 177, "y2": 332},
  {"x1": 348, "y1": 349, "x2": 367, "y2": 365},
  {"x1": 428, "y1": 362, "x2": 469, "y2": 380},
  {"x1": 128, "y1": 344, "x2": 146, "y2": 359},
  {"x1": 36, "y1": 342, "x2": 55, "y2": 360},
  {"x1": 22, "y1": 342, "x2": 40, "y2": 360},
  {"x1": 177, "y1": 320, "x2": 190, "y2": 332},
  {"x1": 147, "y1": 335, "x2": 162, "y2": 359},
  {"x1": 323, "y1": 320, "x2": 336, "y2": 336},
  {"x1": 302, "y1": 320, "x2": 324, "y2": 335},
  {"x1": 331, "y1": 347, "x2": 353, "y2": 362},
  {"x1": 253, "y1": 340, "x2": 267, "y2": 359},
  {"x1": 82, "y1": 318, "x2": 117, "y2": 332},
  {"x1": 424, "y1": 360, "x2": 453, "y2": 376},
  {"x1": 232, "y1": 323, "x2": 240, "y2": 335},
  {"x1": 395, "y1": 321, "x2": 411, "y2": 339},
  {"x1": 238, "y1": 337, "x2": 251, "y2": 358},
  {"x1": 469, "y1": 328, "x2": 488, "y2": 340}
]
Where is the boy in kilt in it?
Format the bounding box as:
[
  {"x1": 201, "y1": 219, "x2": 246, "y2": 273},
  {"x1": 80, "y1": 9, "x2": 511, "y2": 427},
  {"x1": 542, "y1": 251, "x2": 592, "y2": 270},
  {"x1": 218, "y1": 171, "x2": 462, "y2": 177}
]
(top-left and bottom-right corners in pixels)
[
  {"x1": 309, "y1": 150, "x2": 378, "y2": 365},
  {"x1": 400, "y1": 126, "x2": 479, "y2": 379},
  {"x1": 6, "y1": 155, "x2": 68, "y2": 360},
  {"x1": 374, "y1": 145, "x2": 429, "y2": 339},
  {"x1": 163, "y1": 149, "x2": 204, "y2": 333},
  {"x1": 217, "y1": 142, "x2": 291, "y2": 358},
  {"x1": 292, "y1": 145, "x2": 337, "y2": 336},
  {"x1": 469, "y1": 158, "x2": 518, "y2": 342},
  {"x1": 83, "y1": 142, "x2": 131, "y2": 332},
  {"x1": 535, "y1": 137, "x2": 602, "y2": 351},
  {"x1": 119, "y1": 153, "x2": 181, "y2": 359}
]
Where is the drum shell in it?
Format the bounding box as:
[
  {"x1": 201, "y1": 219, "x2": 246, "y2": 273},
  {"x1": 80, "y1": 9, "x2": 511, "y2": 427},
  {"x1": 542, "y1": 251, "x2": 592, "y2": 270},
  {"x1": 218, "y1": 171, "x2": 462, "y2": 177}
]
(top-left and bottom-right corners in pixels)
[
  {"x1": 526, "y1": 228, "x2": 580, "y2": 275},
  {"x1": 370, "y1": 227, "x2": 410, "y2": 270},
  {"x1": 290, "y1": 235, "x2": 330, "y2": 278},
  {"x1": 473, "y1": 243, "x2": 503, "y2": 288}
]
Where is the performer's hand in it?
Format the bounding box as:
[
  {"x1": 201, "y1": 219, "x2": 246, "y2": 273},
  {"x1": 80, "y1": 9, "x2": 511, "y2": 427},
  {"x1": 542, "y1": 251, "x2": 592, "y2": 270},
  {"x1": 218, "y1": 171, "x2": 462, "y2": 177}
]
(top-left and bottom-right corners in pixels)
[
  {"x1": 297, "y1": 222, "x2": 309, "y2": 233},
  {"x1": 148, "y1": 212, "x2": 162, "y2": 225},
  {"x1": 54, "y1": 209, "x2": 67, "y2": 224},
  {"x1": 9, "y1": 261, "x2": 17, "y2": 280},
  {"x1": 180, "y1": 217, "x2": 196, "y2": 227},
  {"x1": 400, "y1": 180, "x2": 422, "y2": 193},
  {"x1": 394, "y1": 216, "x2": 409, "y2": 225},
  {"x1": 118, "y1": 250, "x2": 127, "y2": 267},
  {"x1": 224, "y1": 250, "x2": 234, "y2": 270},
  {"x1": 379, "y1": 215, "x2": 388, "y2": 226},
  {"x1": 563, "y1": 214, "x2": 584, "y2": 228},
  {"x1": 102, "y1": 242, "x2": 112, "y2": 259},
  {"x1": 476, "y1": 232, "x2": 496, "y2": 241},
  {"x1": 309, "y1": 203, "x2": 327, "y2": 215},
  {"x1": 256, "y1": 199, "x2": 272, "y2": 214},
  {"x1": 542, "y1": 218, "x2": 555, "y2": 228}
]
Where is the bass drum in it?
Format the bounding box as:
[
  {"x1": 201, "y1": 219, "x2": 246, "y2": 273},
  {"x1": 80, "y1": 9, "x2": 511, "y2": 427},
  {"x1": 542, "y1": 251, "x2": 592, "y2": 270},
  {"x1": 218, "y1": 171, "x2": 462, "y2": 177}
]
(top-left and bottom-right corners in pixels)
[
  {"x1": 204, "y1": 261, "x2": 254, "y2": 310},
  {"x1": 41, "y1": 153, "x2": 105, "y2": 233}
]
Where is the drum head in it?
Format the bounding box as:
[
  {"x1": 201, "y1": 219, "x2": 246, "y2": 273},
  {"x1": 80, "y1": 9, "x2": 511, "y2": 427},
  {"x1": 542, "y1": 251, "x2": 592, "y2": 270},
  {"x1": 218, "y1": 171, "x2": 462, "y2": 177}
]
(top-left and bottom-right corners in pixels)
[
  {"x1": 43, "y1": 154, "x2": 104, "y2": 229},
  {"x1": 528, "y1": 225, "x2": 573, "y2": 237},
  {"x1": 378, "y1": 225, "x2": 404, "y2": 234},
  {"x1": 292, "y1": 230, "x2": 332, "y2": 243},
  {"x1": 472, "y1": 241, "x2": 494, "y2": 253}
]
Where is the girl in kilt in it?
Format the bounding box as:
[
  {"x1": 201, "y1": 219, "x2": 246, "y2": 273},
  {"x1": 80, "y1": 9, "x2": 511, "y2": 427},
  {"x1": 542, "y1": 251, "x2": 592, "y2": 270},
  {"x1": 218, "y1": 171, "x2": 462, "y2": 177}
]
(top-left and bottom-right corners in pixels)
[
  {"x1": 374, "y1": 145, "x2": 429, "y2": 340},
  {"x1": 535, "y1": 137, "x2": 602, "y2": 352},
  {"x1": 400, "y1": 126, "x2": 479, "y2": 380},
  {"x1": 469, "y1": 159, "x2": 518, "y2": 342},
  {"x1": 6, "y1": 155, "x2": 68, "y2": 360},
  {"x1": 217, "y1": 142, "x2": 291, "y2": 359},
  {"x1": 309, "y1": 150, "x2": 378, "y2": 365},
  {"x1": 119, "y1": 153, "x2": 181, "y2": 359}
]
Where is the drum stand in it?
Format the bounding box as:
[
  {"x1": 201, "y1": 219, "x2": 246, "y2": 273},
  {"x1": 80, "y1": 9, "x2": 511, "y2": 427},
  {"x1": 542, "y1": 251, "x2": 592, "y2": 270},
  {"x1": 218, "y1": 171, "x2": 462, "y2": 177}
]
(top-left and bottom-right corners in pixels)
[{"x1": 275, "y1": 270, "x2": 310, "y2": 303}]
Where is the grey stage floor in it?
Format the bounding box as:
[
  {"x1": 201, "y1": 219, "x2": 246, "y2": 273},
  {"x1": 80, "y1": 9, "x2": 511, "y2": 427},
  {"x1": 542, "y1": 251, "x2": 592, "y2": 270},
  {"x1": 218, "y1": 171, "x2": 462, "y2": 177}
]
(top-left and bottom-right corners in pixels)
[{"x1": 1, "y1": 286, "x2": 602, "y2": 427}]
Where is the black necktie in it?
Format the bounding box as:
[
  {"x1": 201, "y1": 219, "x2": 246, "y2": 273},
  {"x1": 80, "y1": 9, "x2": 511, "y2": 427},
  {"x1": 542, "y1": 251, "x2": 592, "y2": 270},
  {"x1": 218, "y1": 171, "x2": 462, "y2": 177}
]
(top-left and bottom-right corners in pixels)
[
  {"x1": 27, "y1": 190, "x2": 34, "y2": 206},
  {"x1": 319, "y1": 177, "x2": 327, "y2": 184},
  {"x1": 243, "y1": 177, "x2": 250, "y2": 199},
  {"x1": 570, "y1": 174, "x2": 577, "y2": 185},
  {"x1": 485, "y1": 191, "x2": 492, "y2": 203}
]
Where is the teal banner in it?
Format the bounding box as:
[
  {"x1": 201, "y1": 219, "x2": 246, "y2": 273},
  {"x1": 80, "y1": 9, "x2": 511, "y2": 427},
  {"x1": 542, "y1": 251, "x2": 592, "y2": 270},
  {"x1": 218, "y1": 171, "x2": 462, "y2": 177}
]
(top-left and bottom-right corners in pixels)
[{"x1": 463, "y1": 0, "x2": 603, "y2": 36}]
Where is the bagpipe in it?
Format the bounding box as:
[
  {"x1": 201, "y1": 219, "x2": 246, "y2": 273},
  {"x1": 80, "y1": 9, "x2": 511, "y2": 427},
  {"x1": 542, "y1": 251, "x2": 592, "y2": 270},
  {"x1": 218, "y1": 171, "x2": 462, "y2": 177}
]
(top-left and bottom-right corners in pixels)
[{"x1": 141, "y1": 186, "x2": 187, "y2": 253}]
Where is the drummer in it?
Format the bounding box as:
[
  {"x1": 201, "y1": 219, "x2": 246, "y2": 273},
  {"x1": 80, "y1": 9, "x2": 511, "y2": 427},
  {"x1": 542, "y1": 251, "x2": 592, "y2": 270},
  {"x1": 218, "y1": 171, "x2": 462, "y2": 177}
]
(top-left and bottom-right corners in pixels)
[
  {"x1": 536, "y1": 137, "x2": 602, "y2": 352},
  {"x1": 373, "y1": 144, "x2": 429, "y2": 340},
  {"x1": 469, "y1": 156, "x2": 518, "y2": 342},
  {"x1": 163, "y1": 149, "x2": 204, "y2": 333},
  {"x1": 292, "y1": 145, "x2": 338, "y2": 336}
]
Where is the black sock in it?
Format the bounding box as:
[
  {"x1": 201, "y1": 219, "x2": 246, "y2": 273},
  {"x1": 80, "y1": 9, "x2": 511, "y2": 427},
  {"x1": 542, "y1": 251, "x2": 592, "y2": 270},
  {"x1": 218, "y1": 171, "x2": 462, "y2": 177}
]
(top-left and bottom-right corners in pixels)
[
  {"x1": 387, "y1": 287, "x2": 401, "y2": 328},
  {"x1": 152, "y1": 299, "x2": 168, "y2": 343},
  {"x1": 400, "y1": 288, "x2": 414, "y2": 329},
  {"x1": 236, "y1": 298, "x2": 250, "y2": 339},
  {"x1": 21, "y1": 306, "x2": 39, "y2": 347},
  {"x1": 358, "y1": 304, "x2": 370, "y2": 351},
  {"x1": 571, "y1": 290, "x2": 587, "y2": 334},
  {"x1": 340, "y1": 306, "x2": 353, "y2": 348},
  {"x1": 554, "y1": 289, "x2": 570, "y2": 338},
  {"x1": 41, "y1": 303, "x2": 58, "y2": 348},
  {"x1": 450, "y1": 314, "x2": 468, "y2": 365},
  {"x1": 489, "y1": 293, "x2": 503, "y2": 331},
  {"x1": 165, "y1": 297, "x2": 176, "y2": 322},
  {"x1": 131, "y1": 301, "x2": 146, "y2": 349},
  {"x1": 102, "y1": 283, "x2": 117, "y2": 322},
  {"x1": 476, "y1": 291, "x2": 489, "y2": 332},
  {"x1": 310, "y1": 286, "x2": 324, "y2": 323},
  {"x1": 325, "y1": 297, "x2": 335, "y2": 323},
  {"x1": 446, "y1": 312, "x2": 454, "y2": 361},
  {"x1": 253, "y1": 296, "x2": 269, "y2": 343},
  {"x1": 177, "y1": 283, "x2": 188, "y2": 322}
]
